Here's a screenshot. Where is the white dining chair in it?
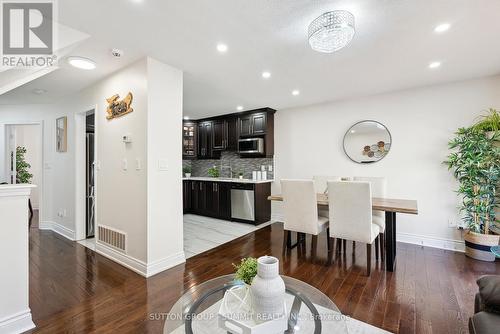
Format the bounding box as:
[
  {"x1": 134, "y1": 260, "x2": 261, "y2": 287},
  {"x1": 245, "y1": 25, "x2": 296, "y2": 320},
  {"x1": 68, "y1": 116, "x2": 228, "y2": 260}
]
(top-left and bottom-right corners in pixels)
[
  {"x1": 354, "y1": 176, "x2": 387, "y2": 261},
  {"x1": 328, "y1": 181, "x2": 380, "y2": 276},
  {"x1": 313, "y1": 176, "x2": 342, "y2": 218},
  {"x1": 313, "y1": 175, "x2": 342, "y2": 194},
  {"x1": 281, "y1": 179, "x2": 330, "y2": 253}
]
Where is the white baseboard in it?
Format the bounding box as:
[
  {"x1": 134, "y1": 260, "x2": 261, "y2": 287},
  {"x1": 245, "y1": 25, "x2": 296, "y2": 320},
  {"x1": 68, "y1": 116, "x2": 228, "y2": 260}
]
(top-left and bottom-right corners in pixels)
[
  {"x1": 271, "y1": 213, "x2": 284, "y2": 222},
  {"x1": 396, "y1": 232, "x2": 465, "y2": 252},
  {"x1": 271, "y1": 214, "x2": 465, "y2": 253},
  {"x1": 95, "y1": 242, "x2": 186, "y2": 278},
  {"x1": 146, "y1": 252, "x2": 186, "y2": 277},
  {"x1": 0, "y1": 309, "x2": 35, "y2": 334},
  {"x1": 39, "y1": 221, "x2": 75, "y2": 241}
]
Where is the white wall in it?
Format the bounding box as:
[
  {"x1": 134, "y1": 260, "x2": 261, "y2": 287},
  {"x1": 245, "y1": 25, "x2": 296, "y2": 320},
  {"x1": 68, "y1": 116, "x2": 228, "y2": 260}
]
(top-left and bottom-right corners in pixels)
[
  {"x1": 273, "y1": 75, "x2": 500, "y2": 249},
  {"x1": 146, "y1": 58, "x2": 184, "y2": 266},
  {"x1": 0, "y1": 57, "x2": 185, "y2": 276}
]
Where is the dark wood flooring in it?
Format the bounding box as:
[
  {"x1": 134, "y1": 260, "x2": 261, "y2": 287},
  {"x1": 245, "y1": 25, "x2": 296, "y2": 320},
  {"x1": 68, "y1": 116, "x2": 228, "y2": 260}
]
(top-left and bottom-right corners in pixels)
[{"x1": 27, "y1": 221, "x2": 499, "y2": 334}]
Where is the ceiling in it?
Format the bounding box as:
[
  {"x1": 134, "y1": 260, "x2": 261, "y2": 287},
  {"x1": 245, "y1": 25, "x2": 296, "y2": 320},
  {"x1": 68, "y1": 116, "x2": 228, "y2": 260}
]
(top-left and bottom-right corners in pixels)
[{"x1": 1, "y1": 0, "x2": 500, "y2": 119}]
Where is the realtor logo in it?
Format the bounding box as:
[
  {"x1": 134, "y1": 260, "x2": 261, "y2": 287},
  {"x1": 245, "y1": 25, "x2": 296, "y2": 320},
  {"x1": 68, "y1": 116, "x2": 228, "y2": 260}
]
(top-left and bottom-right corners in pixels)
[{"x1": 1, "y1": 0, "x2": 56, "y2": 68}]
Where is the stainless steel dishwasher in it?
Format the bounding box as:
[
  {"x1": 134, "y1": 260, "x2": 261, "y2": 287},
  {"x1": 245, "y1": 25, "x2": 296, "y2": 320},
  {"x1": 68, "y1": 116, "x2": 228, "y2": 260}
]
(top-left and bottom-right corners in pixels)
[{"x1": 231, "y1": 183, "x2": 255, "y2": 222}]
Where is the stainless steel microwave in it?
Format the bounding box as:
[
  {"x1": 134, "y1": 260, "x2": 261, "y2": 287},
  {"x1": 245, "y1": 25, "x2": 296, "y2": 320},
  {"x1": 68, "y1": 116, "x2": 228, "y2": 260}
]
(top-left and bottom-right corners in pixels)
[{"x1": 238, "y1": 138, "x2": 264, "y2": 154}]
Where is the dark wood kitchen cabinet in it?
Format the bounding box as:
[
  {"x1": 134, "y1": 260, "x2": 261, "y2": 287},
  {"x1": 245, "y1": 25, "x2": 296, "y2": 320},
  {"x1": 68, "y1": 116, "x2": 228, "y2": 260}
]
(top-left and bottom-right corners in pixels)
[
  {"x1": 238, "y1": 112, "x2": 267, "y2": 136},
  {"x1": 182, "y1": 121, "x2": 197, "y2": 159},
  {"x1": 183, "y1": 180, "x2": 271, "y2": 224},
  {"x1": 183, "y1": 180, "x2": 231, "y2": 220},
  {"x1": 198, "y1": 121, "x2": 221, "y2": 159},
  {"x1": 212, "y1": 117, "x2": 237, "y2": 151}
]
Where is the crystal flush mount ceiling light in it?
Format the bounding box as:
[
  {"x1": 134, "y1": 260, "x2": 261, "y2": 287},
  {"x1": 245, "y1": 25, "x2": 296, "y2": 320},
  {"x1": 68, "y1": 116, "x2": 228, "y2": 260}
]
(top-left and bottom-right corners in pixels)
[{"x1": 308, "y1": 10, "x2": 355, "y2": 53}]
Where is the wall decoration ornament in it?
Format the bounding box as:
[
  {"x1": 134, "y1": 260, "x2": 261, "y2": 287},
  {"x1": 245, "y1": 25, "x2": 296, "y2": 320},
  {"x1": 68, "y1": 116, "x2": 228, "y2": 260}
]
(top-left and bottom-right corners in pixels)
[
  {"x1": 343, "y1": 120, "x2": 392, "y2": 164},
  {"x1": 56, "y1": 116, "x2": 68, "y2": 152},
  {"x1": 106, "y1": 92, "x2": 134, "y2": 120}
]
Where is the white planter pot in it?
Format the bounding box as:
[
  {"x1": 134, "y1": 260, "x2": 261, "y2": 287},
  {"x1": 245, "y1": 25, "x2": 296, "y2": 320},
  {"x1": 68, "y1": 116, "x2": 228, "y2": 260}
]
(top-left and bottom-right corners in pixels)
[
  {"x1": 185, "y1": 173, "x2": 191, "y2": 178},
  {"x1": 250, "y1": 256, "x2": 285, "y2": 321}
]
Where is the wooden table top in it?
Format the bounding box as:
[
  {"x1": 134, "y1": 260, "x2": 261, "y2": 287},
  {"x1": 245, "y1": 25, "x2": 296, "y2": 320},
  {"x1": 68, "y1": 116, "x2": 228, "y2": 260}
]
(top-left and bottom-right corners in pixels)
[{"x1": 268, "y1": 194, "x2": 418, "y2": 215}]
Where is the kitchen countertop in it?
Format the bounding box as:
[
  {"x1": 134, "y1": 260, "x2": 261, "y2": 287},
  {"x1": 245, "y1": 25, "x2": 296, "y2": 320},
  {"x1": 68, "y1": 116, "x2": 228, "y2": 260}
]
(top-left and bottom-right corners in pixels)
[{"x1": 182, "y1": 177, "x2": 274, "y2": 184}]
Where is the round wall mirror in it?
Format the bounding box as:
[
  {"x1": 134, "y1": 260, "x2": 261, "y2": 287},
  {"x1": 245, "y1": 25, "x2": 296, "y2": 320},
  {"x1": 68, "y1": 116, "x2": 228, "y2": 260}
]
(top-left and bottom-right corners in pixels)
[{"x1": 343, "y1": 120, "x2": 392, "y2": 164}]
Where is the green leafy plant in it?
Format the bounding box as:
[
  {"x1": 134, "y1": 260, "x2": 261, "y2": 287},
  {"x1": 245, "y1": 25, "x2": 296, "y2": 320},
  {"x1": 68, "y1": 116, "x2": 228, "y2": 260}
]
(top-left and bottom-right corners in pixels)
[
  {"x1": 473, "y1": 108, "x2": 500, "y2": 132},
  {"x1": 233, "y1": 257, "x2": 258, "y2": 285},
  {"x1": 16, "y1": 146, "x2": 33, "y2": 184},
  {"x1": 445, "y1": 127, "x2": 500, "y2": 234},
  {"x1": 183, "y1": 166, "x2": 192, "y2": 174},
  {"x1": 208, "y1": 165, "x2": 219, "y2": 178}
]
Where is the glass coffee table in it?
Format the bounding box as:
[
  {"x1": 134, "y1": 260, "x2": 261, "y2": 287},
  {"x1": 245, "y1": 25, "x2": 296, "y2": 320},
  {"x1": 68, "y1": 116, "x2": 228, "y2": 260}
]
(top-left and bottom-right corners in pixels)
[
  {"x1": 491, "y1": 246, "x2": 500, "y2": 258},
  {"x1": 164, "y1": 274, "x2": 348, "y2": 334}
]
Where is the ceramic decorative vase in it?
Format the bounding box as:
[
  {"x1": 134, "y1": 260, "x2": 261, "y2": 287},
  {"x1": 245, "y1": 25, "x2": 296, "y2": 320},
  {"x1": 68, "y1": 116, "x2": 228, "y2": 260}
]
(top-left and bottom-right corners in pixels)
[{"x1": 250, "y1": 256, "x2": 285, "y2": 321}]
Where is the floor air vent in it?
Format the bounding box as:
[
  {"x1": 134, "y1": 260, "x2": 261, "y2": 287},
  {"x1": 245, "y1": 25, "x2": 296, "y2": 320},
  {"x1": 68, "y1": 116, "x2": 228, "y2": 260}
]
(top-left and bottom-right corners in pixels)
[{"x1": 98, "y1": 225, "x2": 126, "y2": 252}]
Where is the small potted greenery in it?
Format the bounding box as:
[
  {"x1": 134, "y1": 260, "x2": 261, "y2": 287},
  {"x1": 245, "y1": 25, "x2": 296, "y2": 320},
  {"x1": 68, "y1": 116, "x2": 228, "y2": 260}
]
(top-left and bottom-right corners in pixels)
[
  {"x1": 233, "y1": 257, "x2": 257, "y2": 285},
  {"x1": 446, "y1": 109, "x2": 500, "y2": 261},
  {"x1": 16, "y1": 146, "x2": 33, "y2": 184},
  {"x1": 208, "y1": 165, "x2": 220, "y2": 178},
  {"x1": 183, "y1": 166, "x2": 192, "y2": 178}
]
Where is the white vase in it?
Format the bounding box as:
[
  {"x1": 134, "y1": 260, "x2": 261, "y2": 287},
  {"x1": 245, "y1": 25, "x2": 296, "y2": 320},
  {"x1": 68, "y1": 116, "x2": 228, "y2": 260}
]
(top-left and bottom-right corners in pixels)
[{"x1": 250, "y1": 256, "x2": 285, "y2": 321}]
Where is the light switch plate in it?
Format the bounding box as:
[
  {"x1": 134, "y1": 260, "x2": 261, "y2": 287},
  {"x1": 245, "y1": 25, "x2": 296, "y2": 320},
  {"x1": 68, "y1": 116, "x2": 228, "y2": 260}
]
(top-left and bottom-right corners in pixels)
[
  {"x1": 122, "y1": 158, "x2": 128, "y2": 171},
  {"x1": 158, "y1": 159, "x2": 168, "y2": 171},
  {"x1": 136, "y1": 158, "x2": 142, "y2": 170}
]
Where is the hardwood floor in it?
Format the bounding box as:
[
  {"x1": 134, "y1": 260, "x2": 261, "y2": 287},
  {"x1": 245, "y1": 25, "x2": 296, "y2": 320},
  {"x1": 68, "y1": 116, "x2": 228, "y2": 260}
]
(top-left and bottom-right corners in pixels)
[{"x1": 28, "y1": 223, "x2": 499, "y2": 334}]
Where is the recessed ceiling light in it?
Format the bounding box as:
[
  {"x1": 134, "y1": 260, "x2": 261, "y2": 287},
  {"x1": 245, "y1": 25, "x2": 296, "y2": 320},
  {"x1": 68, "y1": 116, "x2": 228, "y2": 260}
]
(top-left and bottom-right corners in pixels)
[
  {"x1": 236, "y1": 106, "x2": 244, "y2": 111},
  {"x1": 261, "y1": 71, "x2": 271, "y2": 79},
  {"x1": 216, "y1": 43, "x2": 228, "y2": 53},
  {"x1": 434, "y1": 23, "x2": 451, "y2": 33},
  {"x1": 32, "y1": 88, "x2": 47, "y2": 95},
  {"x1": 292, "y1": 90, "x2": 300, "y2": 96},
  {"x1": 429, "y1": 61, "x2": 441, "y2": 69},
  {"x1": 183, "y1": 116, "x2": 190, "y2": 120},
  {"x1": 67, "y1": 56, "x2": 96, "y2": 70}
]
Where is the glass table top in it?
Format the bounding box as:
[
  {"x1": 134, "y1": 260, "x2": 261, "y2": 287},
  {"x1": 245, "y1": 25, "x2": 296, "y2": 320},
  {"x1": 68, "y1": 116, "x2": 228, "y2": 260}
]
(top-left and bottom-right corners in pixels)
[
  {"x1": 491, "y1": 246, "x2": 500, "y2": 258},
  {"x1": 163, "y1": 274, "x2": 348, "y2": 334}
]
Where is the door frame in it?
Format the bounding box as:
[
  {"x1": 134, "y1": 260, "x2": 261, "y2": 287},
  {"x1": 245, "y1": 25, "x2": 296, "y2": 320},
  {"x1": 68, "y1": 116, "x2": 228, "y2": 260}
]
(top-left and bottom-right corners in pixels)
[
  {"x1": 1, "y1": 121, "x2": 44, "y2": 222},
  {"x1": 75, "y1": 106, "x2": 97, "y2": 241}
]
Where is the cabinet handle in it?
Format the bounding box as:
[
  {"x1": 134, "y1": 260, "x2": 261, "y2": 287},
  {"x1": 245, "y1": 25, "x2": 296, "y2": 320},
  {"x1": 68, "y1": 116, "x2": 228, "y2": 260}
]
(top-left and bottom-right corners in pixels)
[{"x1": 215, "y1": 183, "x2": 218, "y2": 192}]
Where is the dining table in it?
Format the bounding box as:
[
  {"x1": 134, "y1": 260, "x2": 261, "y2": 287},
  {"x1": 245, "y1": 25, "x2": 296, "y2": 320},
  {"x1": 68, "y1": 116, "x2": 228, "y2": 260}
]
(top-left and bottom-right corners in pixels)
[{"x1": 267, "y1": 194, "x2": 418, "y2": 272}]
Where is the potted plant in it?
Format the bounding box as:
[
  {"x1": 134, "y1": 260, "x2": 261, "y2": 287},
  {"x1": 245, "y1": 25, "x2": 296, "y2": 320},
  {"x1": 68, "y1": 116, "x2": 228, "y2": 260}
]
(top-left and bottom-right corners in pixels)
[
  {"x1": 446, "y1": 114, "x2": 500, "y2": 261},
  {"x1": 233, "y1": 257, "x2": 258, "y2": 285},
  {"x1": 183, "y1": 166, "x2": 192, "y2": 178},
  {"x1": 16, "y1": 146, "x2": 33, "y2": 184},
  {"x1": 208, "y1": 165, "x2": 220, "y2": 178}
]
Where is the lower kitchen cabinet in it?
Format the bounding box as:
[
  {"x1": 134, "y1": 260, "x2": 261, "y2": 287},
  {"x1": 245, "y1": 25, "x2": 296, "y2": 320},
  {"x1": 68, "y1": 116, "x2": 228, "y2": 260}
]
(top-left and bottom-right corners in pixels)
[{"x1": 182, "y1": 180, "x2": 271, "y2": 224}]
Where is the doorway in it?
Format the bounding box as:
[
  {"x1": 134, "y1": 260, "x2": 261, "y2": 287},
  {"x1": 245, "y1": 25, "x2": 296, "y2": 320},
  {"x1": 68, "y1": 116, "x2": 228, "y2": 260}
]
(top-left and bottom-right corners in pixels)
[
  {"x1": 1, "y1": 122, "x2": 43, "y2": 227},
  {"x1": 75, "y1": 108, "x2": 97, "y2": 248},
  {"x1": 85, "y1": 112, "x2": 95, "y2": 238}
]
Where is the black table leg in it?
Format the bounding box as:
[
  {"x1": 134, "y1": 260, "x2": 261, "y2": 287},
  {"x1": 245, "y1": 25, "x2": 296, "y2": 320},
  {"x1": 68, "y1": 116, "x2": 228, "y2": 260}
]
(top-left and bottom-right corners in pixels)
[{"x1": 385, "y1": 211, "x2": 397, "y2": 271}]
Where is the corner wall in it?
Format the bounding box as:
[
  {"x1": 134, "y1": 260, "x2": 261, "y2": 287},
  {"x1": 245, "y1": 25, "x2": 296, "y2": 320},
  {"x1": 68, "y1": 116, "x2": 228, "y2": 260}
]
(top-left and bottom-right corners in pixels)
[{"x1": 273, "y1": 75, "x2": 500, "y2": 251}]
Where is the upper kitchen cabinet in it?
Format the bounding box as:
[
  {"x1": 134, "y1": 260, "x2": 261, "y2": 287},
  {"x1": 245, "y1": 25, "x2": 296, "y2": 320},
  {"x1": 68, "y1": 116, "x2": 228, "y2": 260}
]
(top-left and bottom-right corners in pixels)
[
  {"x1": 183, "y1": 107, "x2": 275, "y2": 159},
  {"x1": 183, "y1": 121, "x2": 197, "y2": 159},
  {"x1": 198, "y1": 121, "x2": 220, "y2": 159},
  {"x1": 239, "y1": 112, "x2": 267, "y2": 136},
  {"x1": 213, "y1": 117, "x2": 238, "y2": 151},
  {"x1": 237, "y1": 108, "x2": 275, "y2": 157}
]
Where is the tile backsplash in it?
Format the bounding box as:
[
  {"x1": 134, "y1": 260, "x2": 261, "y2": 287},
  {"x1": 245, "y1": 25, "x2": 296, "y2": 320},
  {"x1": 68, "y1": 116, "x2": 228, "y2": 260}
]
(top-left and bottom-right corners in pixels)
[{"x1": 183, "y1": 151, "x2": 274, "y2": 179}]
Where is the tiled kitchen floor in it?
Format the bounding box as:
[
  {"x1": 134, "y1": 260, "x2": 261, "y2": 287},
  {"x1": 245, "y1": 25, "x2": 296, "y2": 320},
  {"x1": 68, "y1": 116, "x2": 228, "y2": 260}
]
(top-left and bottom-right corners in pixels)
[
  {"x1": 76, "y1": 216, "x2": 274, "y2": 259},
  {"x1": 183, "y1": 214, "x2": 274, "y2": 258}
]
